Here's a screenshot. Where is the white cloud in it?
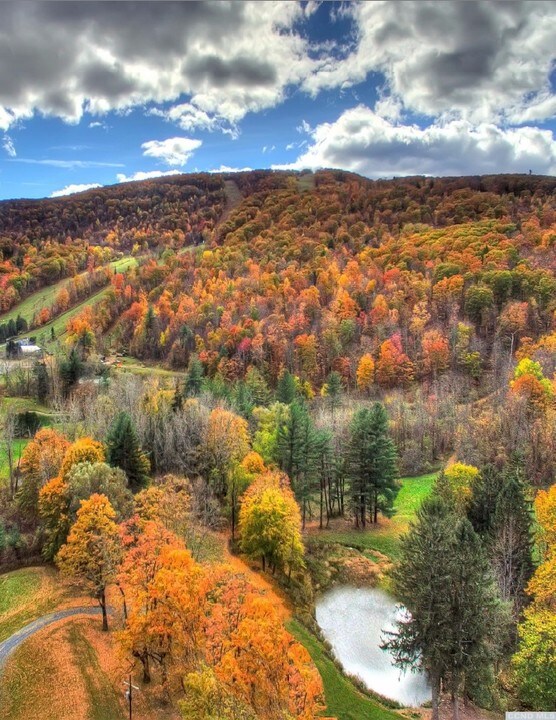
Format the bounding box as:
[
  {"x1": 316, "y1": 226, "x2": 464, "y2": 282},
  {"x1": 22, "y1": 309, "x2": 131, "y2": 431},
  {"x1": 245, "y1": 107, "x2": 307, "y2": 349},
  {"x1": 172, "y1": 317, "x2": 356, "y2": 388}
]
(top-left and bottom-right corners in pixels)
[
  {"x1": 0, "y1": 1, "x2": 313, "y2": 132},
  {"x1": 207, "y1": 165, "x2": 252, "y2": 173},
  {"x1": 2, "y1": 135, "x2": 16, "y2": 157},
  {"x1": 88, "y1": 120, "x2": 107, "y2": 130},
  {"x1": 116, "y1": 169, "x2": 181, "y2": 183},
  {"x1": 149, "y1": 103, "x2": 238, "y2": 138},
  {"x1": 305, "y1": 1, "x2": 556, "y2": 124},
  {"x1": 11, "y1": 158, "x2": 123, "y2": 168},
  {"x1": 141, "y1": 137, "x2": 202, "y2": 167},
  {"x1": 274, "y1": 106, "x2": 556, "y2": 177},
  {"x1": 50, "y1": 183, "x2": 102, "y2": 198}
]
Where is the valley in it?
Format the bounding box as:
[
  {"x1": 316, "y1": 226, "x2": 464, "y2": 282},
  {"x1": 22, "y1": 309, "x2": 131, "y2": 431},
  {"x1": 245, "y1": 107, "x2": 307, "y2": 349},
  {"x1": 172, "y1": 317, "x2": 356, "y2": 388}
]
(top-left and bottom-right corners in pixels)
[{"x1": 1, "y1": 169, "x2": 555, "y2": 719}]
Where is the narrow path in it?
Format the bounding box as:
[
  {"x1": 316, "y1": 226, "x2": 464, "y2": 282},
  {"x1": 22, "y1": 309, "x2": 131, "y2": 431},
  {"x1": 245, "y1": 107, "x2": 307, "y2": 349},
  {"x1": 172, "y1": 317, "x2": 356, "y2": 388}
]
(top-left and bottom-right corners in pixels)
[{"x1": 0, "y1": 606, "x2": 101, "y2": 672}]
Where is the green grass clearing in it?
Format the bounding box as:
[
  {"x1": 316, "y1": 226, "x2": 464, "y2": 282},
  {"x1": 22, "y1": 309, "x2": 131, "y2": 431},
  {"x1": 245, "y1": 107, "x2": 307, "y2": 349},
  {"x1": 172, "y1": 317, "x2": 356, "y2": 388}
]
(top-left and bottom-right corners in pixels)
[
  {"x1": 309, "y1": 473, "x2": 437, "y2": 561},
  {"x1": 0, "y1": 256, "x2": 138, "y2": 328},
  {"x1": 287, "y1": 619, "x2": 400, "y2": 720},
  {"x1": 0, "y1": 438, "x2": 29, "y2": 484}
]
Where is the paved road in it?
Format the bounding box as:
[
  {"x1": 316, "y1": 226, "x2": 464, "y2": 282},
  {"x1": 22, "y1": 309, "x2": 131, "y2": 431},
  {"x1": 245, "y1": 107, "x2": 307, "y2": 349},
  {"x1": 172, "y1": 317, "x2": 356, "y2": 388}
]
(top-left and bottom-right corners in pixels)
[{"x1": 0, "y1": 607, "x2": 101, "y2": 672}]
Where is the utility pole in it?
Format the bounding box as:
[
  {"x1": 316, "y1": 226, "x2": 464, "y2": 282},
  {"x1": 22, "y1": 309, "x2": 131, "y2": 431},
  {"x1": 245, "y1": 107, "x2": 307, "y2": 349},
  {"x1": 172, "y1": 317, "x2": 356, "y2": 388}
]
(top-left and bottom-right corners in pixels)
[{"x1": 123, "y1": 674, "x2": 139, "y2": 720}]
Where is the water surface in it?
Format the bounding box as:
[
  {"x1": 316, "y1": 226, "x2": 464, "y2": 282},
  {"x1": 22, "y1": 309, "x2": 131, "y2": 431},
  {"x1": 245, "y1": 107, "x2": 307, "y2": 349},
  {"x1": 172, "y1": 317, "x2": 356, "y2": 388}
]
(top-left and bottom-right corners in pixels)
[{"x1": 315, "y1": 585, "x2": 431, "y2": 706}]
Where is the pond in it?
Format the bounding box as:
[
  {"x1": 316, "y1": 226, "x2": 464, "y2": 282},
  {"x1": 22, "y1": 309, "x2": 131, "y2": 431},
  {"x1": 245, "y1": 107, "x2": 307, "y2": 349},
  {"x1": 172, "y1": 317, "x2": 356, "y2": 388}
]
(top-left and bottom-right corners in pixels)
[{"x1": 315, "y1": 585, "x2": 431, "y2": 707}]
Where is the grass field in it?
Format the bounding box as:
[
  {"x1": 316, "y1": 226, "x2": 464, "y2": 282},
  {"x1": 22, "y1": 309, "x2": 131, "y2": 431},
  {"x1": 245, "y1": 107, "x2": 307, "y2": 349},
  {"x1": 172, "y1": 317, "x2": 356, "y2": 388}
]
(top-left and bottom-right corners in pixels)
[
  {"x1": 0, "y1": 438, "x2": 29, "y2": 484},
  {"x1": 288, "y1": 619, "x2": 400, "y2": 720},
  {"x1": 0, "y1": 256, "x2": 138, "y2": 328},
  {"x1": 308, "y1": 473, "x2": 437, "y2": 561},
  {"x1": 0, "y1": 567, "x2": 80, "y2": 643}
]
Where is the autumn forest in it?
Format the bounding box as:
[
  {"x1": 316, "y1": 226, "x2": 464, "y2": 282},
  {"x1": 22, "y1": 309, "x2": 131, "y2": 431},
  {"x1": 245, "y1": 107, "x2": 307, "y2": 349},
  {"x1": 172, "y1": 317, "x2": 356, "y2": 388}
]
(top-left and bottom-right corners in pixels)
[{"x1": 1, "y1": 169, "x2": 556, "y2": 720}]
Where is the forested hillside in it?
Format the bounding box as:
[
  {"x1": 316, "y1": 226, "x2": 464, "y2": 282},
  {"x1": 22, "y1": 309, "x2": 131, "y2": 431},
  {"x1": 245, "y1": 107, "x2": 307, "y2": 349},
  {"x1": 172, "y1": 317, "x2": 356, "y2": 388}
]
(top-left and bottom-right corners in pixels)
[{"x1": 2, "y1": 170, "x2": 556, "y2": 719}]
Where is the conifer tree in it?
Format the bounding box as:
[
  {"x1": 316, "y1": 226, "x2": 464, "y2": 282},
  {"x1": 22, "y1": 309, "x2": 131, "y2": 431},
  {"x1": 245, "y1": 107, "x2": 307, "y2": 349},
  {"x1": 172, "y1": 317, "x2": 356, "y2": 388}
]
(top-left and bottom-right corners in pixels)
[
  {"x1": 276, "y1": 369, "x2": 297, "y2": 404},
  {"x1": 344, "y1": 403, "x2": 398, "y2": 526},
  {"x1": 106, "y1": 412, "x2": 150, "y2": 492},
  {"x1": 184, "y1": 356, "x2": 204, "y2": 397},
  {"x1": 34, "y1": 361, "x2": 49, "y2": 403}
]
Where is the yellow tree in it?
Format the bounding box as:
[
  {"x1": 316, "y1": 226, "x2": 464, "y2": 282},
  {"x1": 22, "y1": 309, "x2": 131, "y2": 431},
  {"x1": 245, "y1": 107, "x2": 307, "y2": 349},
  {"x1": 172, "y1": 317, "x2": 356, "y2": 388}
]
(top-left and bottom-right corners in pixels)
[
  {"x1": 57, "y1": 494, "x2": 122, "y2": 630},
  {"x1": 60, "y1": 437, "x2": 105, "y2": 481},
  {"x1": 356, "y1": 353, "x2": 375, "y2": 393},
  {"x1": 435, "y1": 463, "x2": 479, "y2": 513},
  {"x1": 18, "y1": 428, "x2": 70, "y2": 519},
  {"x1": 239, "y1": 472, "x2": 304, "y2": 576}
]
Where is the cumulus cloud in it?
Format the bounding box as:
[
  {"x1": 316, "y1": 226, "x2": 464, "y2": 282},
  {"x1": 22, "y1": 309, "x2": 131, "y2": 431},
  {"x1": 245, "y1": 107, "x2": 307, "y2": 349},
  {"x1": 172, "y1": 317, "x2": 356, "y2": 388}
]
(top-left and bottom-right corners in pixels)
[
  {"x1": 0, "y1": 1, "x2": 313, "y2": 132},
  {"x1": 141, "y1": 137, "x2": 202, "y2": 167},
  {"x1": 305, "y1": 1, "x2": 556, "y2": 124},
  {"x1": 274, "y1": 106, "x2": 556, "y2": 177},
  {"x1": 50, "y1": 183, "x2": 102, "y2": 197},
  {"x1": 116, "y1": 169, "x2": 181, "y2": 183}
]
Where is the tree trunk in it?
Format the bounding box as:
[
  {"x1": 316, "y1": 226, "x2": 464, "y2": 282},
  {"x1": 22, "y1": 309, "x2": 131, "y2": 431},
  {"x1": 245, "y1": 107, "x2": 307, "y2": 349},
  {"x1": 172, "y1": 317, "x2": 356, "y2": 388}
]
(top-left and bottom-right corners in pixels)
[
  {"x1": 100, "y1": 588, "x2": 109, "y2": 631},
  {"x1": 430, "y1": 669, "x2": 440, "y2": 720},
  {"x1": 452, "y1": 692, "x2": 460, "y2": 720},
  {"x1": 142, "y1": 654, "x2": 151, "y2": 683}
]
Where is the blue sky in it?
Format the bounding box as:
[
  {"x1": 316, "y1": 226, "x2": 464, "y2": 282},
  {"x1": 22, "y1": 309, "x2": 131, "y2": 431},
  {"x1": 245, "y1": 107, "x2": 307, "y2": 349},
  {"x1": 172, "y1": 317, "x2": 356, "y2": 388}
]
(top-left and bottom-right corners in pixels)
[{"x1": 1, "y1": 1, "x2": 555, "y2": 200}]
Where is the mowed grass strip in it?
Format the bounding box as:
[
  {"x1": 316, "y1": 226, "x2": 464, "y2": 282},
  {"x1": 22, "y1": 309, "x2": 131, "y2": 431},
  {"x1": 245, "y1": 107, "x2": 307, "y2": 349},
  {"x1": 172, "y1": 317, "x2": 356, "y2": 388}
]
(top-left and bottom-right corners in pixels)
[
  {"x1": 308, "y1": 473, "x2": 437, "y2": 561},
  {"x1": 0, "y1": 256, "x2": 138, "y2": 328},
  {"x1": 287, "y1": 619, "x2": 400, "y2": 720}
]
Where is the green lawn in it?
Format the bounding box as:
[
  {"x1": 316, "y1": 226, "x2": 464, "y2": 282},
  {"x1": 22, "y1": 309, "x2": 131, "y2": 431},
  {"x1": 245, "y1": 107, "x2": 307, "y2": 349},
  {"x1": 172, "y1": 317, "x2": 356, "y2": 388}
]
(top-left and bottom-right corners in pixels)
[
  {"x1": 287, "y1": 619, "x2": 400, "y2": 720},
  {"x1": 0, "y1": 256, "x2": 137, "y2": 328},
  {"x1": 0, "y1": 438, "x2": 29, "y2": 484},
  {"x1": 309, "y1": 473, "x2": 437, "y2": 561}
]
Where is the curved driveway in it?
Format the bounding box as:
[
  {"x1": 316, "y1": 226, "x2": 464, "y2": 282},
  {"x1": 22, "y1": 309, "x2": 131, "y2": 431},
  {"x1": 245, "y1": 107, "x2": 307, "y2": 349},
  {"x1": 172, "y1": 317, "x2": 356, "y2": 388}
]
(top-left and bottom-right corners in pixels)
[{"x1": 0, "y1": 607, "x2": 101, "y2": 672}]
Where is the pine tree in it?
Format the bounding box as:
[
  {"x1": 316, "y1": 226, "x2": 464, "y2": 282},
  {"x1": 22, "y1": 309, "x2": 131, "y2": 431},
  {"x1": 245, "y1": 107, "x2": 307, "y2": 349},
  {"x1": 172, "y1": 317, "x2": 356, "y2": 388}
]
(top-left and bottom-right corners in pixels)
[
  {"x1": 386, "y1": 499, "x2": 508, "y2": 720},
  {"x1": 344, "y1": 403, "x2": 398, "y2": 527},
  {"x1": 324, "y1": 371, "x2": 342, "y2": 412},
  {"x1": 184, "y1": 356, "x2": 204, "y2": 396},
  {"x1": 59, "y1": 348, "x2": 83, "y2": 394},
  {"x1": 277, "y1": 399, "x2": 319, "y2": 527},
  {"x1": 34, "y1": 361, "x2": 49, "y2": 403},
  {"x1": 106, "y1": 412, "x2": 150, "y2": 492},
  {"x1": 276, "y1": 369, "x2": 297, "y2": 404},
  {"x1": 245, "y1": 366, "x2": 271, "y2": 406}
]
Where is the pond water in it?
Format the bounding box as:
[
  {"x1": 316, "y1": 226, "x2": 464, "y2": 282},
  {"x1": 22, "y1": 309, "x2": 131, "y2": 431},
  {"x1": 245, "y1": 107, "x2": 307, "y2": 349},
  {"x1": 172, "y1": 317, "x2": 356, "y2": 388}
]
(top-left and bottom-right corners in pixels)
[{"x1": 315, "y1": 585, "x2": 431, "y2": 707}]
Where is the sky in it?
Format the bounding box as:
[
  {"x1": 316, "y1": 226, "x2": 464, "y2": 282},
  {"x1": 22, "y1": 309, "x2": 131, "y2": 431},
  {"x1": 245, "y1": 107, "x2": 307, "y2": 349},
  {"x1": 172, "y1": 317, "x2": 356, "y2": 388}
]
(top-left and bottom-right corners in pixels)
[{"x1": 1, "y1": 0, "x2": 555, "y2": 200}]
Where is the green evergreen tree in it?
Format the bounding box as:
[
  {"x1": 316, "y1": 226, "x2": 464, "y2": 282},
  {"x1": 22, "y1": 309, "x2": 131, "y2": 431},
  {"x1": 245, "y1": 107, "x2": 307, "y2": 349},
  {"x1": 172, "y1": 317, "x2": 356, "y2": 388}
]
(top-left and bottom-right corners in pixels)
[
  {"x1": 34, "y1": 361, "x2": 49, "y2": 403},
  {"x1": 184, "y1": 356, "x2": 204, "y2": 397},
  {"x1": 16, "y1": 314, "x2": 28, "y2": 333},
  {"x1": 276, "y1": 369, "x2": 297, "y2": 404},
  {"x1": 325, "y1": 370, "x2": 342, "y2": 410},
  {"x1": 106, "y1": 412, "x2": 150, "y2": 492},
  {"x1": 386, "y1": 499, "x2": 508, "y2": 720},
  {"x1": 244, "y1": 366, "x2": 271, "y2": 406},
  {"x1": 277, "y1": 399, "x2": 319, "y2": 527},
  {"x1": 59, "y1": 348, "x2": 83, "y2": 394},
  {"x1": 232, "y1": 381, "x2": 254, "y2": 419},
  {"x1": 344, "y1": 403, "x2": 398, "y2": 527}
]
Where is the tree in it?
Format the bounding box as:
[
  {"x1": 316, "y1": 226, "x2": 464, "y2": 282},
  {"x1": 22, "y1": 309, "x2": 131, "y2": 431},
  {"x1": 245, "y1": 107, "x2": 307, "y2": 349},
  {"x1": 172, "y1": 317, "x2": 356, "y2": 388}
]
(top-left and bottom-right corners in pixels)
[
  {"x1": 277, "y1": 399, "x2": 320, "y2": 527},
  {"x1": 18, "y1": 428, "x2": 70, "y2": 520},
  {"x1": 375, "y1": 334, "x2": 414, "y2": 387},
  {"x1": 60, "y1": 437, "x2": 105, "y2": 481},
  {"x1": 491, "y1": 471, "x2": 534, "y2": 619},
  {"x1": 435, "y1": 463, "x2": 479, "y2": 514},
  {"x1": 58, "y1": 348, "x2": 84, "y2": 394},
  {"x1": 66, "y1": 461, "x2": 133, "y2": 521},
  {"x1": 38, "y1": 476, "x2": 70, "y2": 561},
  {"x1": 386, "y1": 498, "x2": 507, "y2": 720},
  {"x1": 57, "y1": 494, "x2": 122, "y2": 631},
  {"x1": 184, "y1": 356, "x2": 204, "y2": 397},
  {"x1": 512, "y1": 608, "x2": 556, "y2": 709},
  {"x1": 118, "y1": 521, "x2": 205, "y2": 683},
  {"x1": 106, "y1": 412, "x2": 150, "y2": 492},
  {"x1": 356, "y1": 353, "x2": 375, "y2": 393},
  {"x1": 344, "y1": 403, "x2": 398, "y2": 527},
  {"x1": 33, "y1": 361, "x2": 49, "y2": 403},
  {"x1": 276, "y1": 369, "x2": 297, "y2": 404},
  {"x1": 204, "y1": 408, "x2": 249, "y2": 498},
  {"x1": 239, "y1": 472, "x2": 304, "y2": 576}
]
